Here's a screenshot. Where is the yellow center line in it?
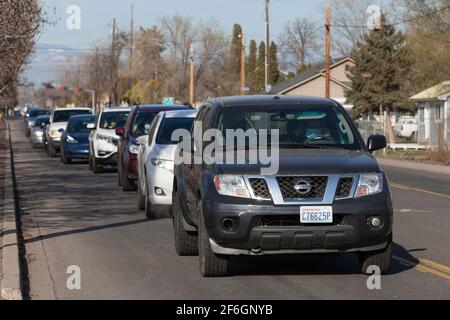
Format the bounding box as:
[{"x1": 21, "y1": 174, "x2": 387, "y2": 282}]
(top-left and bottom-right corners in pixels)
[
  {"x1": 390, "y1": 183, "x2": 450, "y2": 199},
  {"x1": 393, "y1": 255, "x2": 450, "y2": 282},
  {"x1": 420, "y1": 259, "x2": 450, "y2": 275}
]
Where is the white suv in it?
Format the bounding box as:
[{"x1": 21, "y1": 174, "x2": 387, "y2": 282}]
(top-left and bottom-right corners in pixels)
[
  {"x1": 46, "y1": 107, "x2": 93, "y2": 157},
  {"x1": 88, "y1": 106, "x2": 131, "y2": 173}
]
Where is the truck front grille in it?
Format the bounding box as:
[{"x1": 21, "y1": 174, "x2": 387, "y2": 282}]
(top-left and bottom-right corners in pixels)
[
  {"x1": 335, "y1": 177, "x2": 354, "y2": 199},
  {"x1": 276, "y1": 176, "x2": 328, "y2": 200},
  {"x1": 248, "y1": 178, "x2": 271, "y2": 200}
]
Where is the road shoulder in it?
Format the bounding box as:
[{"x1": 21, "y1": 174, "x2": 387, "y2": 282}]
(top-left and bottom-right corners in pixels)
[{"x1": 378, "y1": 157, "x2": 450, "y2": 176}]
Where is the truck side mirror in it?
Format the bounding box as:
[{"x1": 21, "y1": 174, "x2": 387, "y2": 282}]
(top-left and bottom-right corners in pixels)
[{"x1": 367, "y1": 135, "x2": 387, "y2": 153}]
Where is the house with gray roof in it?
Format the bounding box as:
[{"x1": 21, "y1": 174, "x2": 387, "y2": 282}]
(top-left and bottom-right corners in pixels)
[{"x1": 270, "y1": 57, "x2": 355, "y2": 110}]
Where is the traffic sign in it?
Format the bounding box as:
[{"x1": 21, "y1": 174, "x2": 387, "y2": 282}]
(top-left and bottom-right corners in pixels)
[{"x1": 162, "y1": 97, "x2": 175, "y2": 105}]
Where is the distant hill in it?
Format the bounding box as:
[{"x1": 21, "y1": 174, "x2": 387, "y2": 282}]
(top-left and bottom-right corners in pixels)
[{"x1": 22, "y1": 43, "x2": 83, "y2": 85}]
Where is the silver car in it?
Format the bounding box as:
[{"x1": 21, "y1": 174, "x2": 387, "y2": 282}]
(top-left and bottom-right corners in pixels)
[{"x1": 31, "y1": 115, "x2": 50, "y2": 147}]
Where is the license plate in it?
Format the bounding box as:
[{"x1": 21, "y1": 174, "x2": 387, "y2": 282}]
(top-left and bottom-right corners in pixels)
[{"x1": 300, "y1": 206, "x2": 333, "y2": 224}]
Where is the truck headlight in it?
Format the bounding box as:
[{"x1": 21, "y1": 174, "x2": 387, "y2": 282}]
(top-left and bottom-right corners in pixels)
[
  {"x1": 50, "y1": 129, "x2": 61, "y2": 138},
  {"x1": 355, "y1": 173, "x2": 383, "y2": 197},
  {"x1": 214, "y1": 175, "x2": 250, "y2": 198},
  {"x1": 128, "y1": 144, "x2": 139, "y2": 154}
]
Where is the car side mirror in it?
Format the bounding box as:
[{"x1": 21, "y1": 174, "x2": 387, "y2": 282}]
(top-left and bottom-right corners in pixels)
[
  {"x1": 115, "y1": 128, "x2": 125, "y2": 137},
  {"x1": 367, "y1": 135, "x2": 387, "y2": 153},
  {"x1": 87, "y1": 123, "x2": 95, "y2": 130}
]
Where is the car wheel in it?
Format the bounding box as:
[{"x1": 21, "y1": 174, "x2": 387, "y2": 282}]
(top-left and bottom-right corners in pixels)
[
  {"x1": 144, "y1": 179, "x2": 155, "y2": 219},
  {"x1": 137, "y1": 177, "x2": 145, "y2": 210},
  {"x1": 92, "y1": 157, "x2": 103, "y2": 174},
  {"x1": 359, "y1": 242, "x2": 392, "y2": 275},
  {"x1": 88, "y1": 155, "x2": 93, "y2": 171},
  {"x1": 173, "y1": 190, "x2": 198, "y2": 256},
  {"x1": 122, "y1": 170, "x2": 135, "y2": 191},
  {"x1": 198, "y1": 198, "x2": 229, "y2": 277},
  {"x1": 47, "y1": 143, "x2": 57, "y2": 158},
  {"x1": 61, "y1": 149, "x2": 71, "y2": 164}
]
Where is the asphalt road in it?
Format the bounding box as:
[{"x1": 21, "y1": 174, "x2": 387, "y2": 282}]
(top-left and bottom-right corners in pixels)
[{"x1": 8, "y1": 120, "x2": 450, "y2": 300}]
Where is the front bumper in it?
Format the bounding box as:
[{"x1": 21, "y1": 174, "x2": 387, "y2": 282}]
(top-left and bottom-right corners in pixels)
[
  {"x1": 95, "y1": 153, "x2": 118, "y2": 166},
  {"x1": 202, "y1": 188, "x2": 393, "y2": 254},
  {"x1": 148, "y1": 167, "x2": 174, "y2": 206},
  {"x1": 31, "y1": 134, "x2": 44, "y2": 145},
  {"x1": 64, "y1": 143, "x2": 90, "y2": 159},
  {"x1": 49, "y1": 137, "x2": 61, "y2": 148}
]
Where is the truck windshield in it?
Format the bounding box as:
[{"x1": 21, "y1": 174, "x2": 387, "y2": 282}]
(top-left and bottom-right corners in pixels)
[{"x1": 217, "y1": 105, "x2": 360, "y2": 150}]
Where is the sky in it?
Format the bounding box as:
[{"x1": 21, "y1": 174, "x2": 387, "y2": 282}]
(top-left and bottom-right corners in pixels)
[{"x1": 38, "y1": 0, "x2": 326, "y2": 48}]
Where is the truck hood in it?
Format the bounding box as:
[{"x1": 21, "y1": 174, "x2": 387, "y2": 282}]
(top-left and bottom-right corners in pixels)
[
  {"x1": 212, "y1": 148, "x2": 381, "y2": 176},
  {"x1": 49, "y1": 122, "x2": 68, "y2": 131}
]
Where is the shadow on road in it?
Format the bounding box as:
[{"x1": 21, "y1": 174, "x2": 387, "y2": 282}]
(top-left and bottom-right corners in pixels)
[{"x1": 227, "y1": 242, "x2": 418, "y2": 276}]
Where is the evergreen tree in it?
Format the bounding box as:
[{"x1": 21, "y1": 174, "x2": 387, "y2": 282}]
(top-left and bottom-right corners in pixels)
[
  {"x1": 246, "y1": 40, "x2": 258, "y2": 94},
  {"x1": 345, "y1": 21, "x2": 412, "y2": 142},
  {"x1": 256, "y1": 41, "x2": 266, "y2": 93},
  {"x1": 229, "y1": 24, "x2": 243, "y2": 76},
  {"x1": 269, "y1": 41, "x2": 280, "y2": 84}
]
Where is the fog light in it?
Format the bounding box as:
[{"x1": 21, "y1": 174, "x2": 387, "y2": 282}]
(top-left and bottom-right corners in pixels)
[
  {"x1": 155, "y1": 187, "x2": 166, "y2": 196},
  {"x1": 221, "y1": 218, "x2": 235, "y2": 232},
  {"x1": 368, "y1": 217, "x2": 383, "y2": 229}
]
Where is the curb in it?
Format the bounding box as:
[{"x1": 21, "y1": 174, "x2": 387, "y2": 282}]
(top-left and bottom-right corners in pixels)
[{"x1": 1, "y1": 121, "x2": 23, "y2": 300}]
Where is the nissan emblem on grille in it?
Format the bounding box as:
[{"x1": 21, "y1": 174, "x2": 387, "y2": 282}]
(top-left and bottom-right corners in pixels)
[{"x1": 294, "y1": 180, "x2": 312, "y2": 195}]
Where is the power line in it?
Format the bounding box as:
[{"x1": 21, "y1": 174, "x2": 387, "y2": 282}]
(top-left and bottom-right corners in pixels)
[{"x1": 330, "y1": 4, "x2": 450, "y2": 29}]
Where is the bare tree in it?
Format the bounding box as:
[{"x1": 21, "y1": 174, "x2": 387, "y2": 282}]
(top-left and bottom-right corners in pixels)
[
  {"x1": 279, "y1": 18, "x2": 321, "y2": 70},
  {"x1": 318, "y1": 0, "x2": 374, "y2": 56},
  {"x1": 0, "y1": 0, "x2": 45, "y2": 101},
  {"x1": 158, "y1": 15, "x2": 195, "y2": 100}
]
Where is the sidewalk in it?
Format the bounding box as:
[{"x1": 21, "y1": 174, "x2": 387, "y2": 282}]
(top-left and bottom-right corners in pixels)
[
  {"x1": 378, "y1": 157, "x2": 450, "y2": 176},
  {"x1": 0, "y1": 121, "x2": 8, "y2": 294}
]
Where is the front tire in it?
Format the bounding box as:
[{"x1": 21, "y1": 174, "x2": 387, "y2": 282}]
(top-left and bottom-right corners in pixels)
[
  {"x1": 88, "y1": 154, "x2": 93, "y2": 171},
  {"x1": 144, "y1": 179, "x2": 155, "y2": 219},
  {"x1": 173, "y1": 190, "x2": 198, "y2": 256},
  {"x1": 92, "y1": 157, "x2": 102, "y2": 174},
  {"x1": 359, "y1": 242, "x2": 392, "y2": 275},
  {"x1": 61, "y1": 150, "x2": 71, "y2": 164},
  {"x1": 137, "y1": 177, "x2": 145, "y2": 210},
  {"x1": 122, "y1": 169, "x2": 135, "y2": 191},
  {"x1": 198, "y1": 199, "x2": 229, "y2": 277},
  {"x1": 47, "y1": 142, "x2": 57, "y2": 158}
]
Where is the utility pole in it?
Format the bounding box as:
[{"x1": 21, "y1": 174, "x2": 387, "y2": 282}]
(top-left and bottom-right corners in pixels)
[
  {"x1": 264, "y1": 0, "x2": 270, "y2": 93},
  {"x1": 189, "y1": 44, "x2": 194, "y2": 105},
  {"x1": 129, "y1": 5, "x2": 134, "y2": 70},
  {"x1": 325, "y1": 2, "x2": 331, "y2": 98},
  {"x1": 240, "y1": 30, "x2": 246, "y2": 96}
]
